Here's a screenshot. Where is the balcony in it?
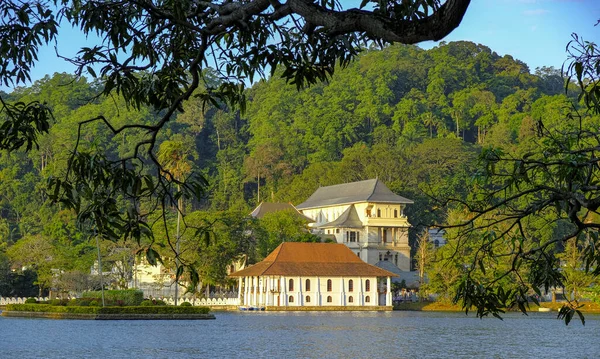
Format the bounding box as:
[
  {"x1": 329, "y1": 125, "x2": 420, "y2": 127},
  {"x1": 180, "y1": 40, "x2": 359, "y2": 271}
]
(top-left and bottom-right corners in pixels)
[
  {"x1": 365, "y1": 216, "x2": 410, "y2": 227},
  {"x1": 375, "y1": 242, "x2": 410, "y2": 250}
]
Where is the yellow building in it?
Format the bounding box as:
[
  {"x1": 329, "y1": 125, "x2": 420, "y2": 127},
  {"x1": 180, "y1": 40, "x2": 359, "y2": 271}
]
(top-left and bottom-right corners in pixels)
[{"x1": 296, "y1": 179, "x2": 413, "y2": 271}]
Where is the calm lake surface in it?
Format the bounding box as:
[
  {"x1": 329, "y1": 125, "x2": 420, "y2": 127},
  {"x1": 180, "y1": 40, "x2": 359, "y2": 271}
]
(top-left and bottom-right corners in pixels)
[{"x1": 2, "y1": 310, "x2": 599, "y2": 358}]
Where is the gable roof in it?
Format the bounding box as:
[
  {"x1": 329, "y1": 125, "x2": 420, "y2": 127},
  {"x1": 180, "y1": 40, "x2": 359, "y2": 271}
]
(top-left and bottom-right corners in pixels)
[
  {"x1": 296, "y1": 179, "x2": 413, "y2": 210},
  {"x1": 230, "y1": 242, "x2": 397, "y2": 277},
  {"x1": 250, "y1": 202, "x2": 314, "y2": 222},
  {"x1": 319, "y1": 204, "x2": 362, "y2": 228}
]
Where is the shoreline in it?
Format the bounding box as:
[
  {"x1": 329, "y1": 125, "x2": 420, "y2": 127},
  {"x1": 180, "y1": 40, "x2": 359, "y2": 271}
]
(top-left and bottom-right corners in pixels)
[
  {"x1": 394, "y1": 301, "x2": 600, "y2": 314},
  {"x1": 1, "y1": 310, "x2": 215, "y2": 320}
]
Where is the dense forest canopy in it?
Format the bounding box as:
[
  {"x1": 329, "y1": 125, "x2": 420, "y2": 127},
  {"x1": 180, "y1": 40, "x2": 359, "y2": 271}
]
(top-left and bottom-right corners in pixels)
[{"x1": 0, "y1": 40, "x2": 586, "y2": 300}]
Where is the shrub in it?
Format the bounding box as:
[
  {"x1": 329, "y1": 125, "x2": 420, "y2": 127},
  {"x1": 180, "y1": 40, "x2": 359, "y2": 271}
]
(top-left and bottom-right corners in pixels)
[
  {"x1": 49, "y1": 299, "x2": 63, "y2": 306},
  {"x1": 180, "y1": 302, "x2": 192, "y2": 307},
  {"x1": 25, "y1": 298, "x2": 37, "y2": 304},
  {"x1": 82, "y1": 289, "x2": 143, "y2": 306},
  {"x1": 89, "y1": 300, "x2": 100, "y2": 307},
  {"x1": 140, "y1": 300, "x2": 153, "y2": 306},
  {"x1": 78, "y1": 300, "x2": 90, "y2": 307},
  {"x1": 67, "y1": 299, "x2": 79, "y2": 306},
  {"x1": 153, "y1": 300, "x2": 166, "y2": 306}
]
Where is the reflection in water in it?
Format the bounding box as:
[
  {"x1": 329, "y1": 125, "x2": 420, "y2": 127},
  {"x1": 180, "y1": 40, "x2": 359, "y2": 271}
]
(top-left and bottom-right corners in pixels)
[{"x1": 1, "y1": 311, "x2": 598, "y2": 358}]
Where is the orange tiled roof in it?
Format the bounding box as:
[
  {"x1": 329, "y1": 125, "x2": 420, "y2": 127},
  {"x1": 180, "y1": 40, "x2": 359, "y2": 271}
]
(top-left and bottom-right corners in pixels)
[{"x1": 230, "y1": 242, "x2": 397, "y2": 277}]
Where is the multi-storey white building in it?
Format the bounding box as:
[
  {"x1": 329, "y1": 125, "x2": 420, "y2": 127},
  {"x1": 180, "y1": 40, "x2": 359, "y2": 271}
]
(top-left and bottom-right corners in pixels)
[
  {"x1": 296, "y1": 179, "x2": 413, "y2": 271},
  {"x1": 230, "y1": 242, "x2": 397, "y2": 309}
]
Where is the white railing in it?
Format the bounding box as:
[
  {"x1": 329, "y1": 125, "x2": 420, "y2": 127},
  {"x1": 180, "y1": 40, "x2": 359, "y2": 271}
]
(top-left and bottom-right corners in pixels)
[
  {"x1": 0, "y1": 296, "x2": 240, "y2": 307},
  {"x1": 1, "y1": 297, "x2": 50, "y2": 305}
]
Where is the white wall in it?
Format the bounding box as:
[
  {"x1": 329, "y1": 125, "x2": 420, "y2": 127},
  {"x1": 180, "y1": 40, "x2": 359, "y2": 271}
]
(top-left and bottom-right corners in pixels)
[{"x1": 240, "y1": 275, "x2": 390, "y2": 307}]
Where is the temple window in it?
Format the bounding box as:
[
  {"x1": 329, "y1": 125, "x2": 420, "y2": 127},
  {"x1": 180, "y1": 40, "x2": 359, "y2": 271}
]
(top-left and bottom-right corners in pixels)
[
  {"x1": 327, "y1": 279, "x2": 332, "y2": 292},
  {"x1": 349, "y1": 231, "x2": 357, "y2": 242},
  {"x1": 348, "y1": 280, "x2": 354, "y2": 292},
  {"x1": 289, "y1": 279, "x2": 294, "y2": 291},
  {"x1": 305, "y1": 279, "x2": 311, "y2": 291},
  {"x1": 365, "y1": 280, "x2": 371, "y2": 291}
]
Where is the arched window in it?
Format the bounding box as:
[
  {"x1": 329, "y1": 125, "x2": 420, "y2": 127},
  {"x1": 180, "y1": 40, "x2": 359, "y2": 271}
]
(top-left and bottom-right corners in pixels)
[
  {"x1": 289, "y1": 295, "x2": 294, "y2": 303},
  {"x1": 327, "y1": 296, "x2": 332, "y2": 303},
  {"x1": 434, "y1": 239, "x2": 440, "y2": 248},
  {"x1": 348, "y1": 296, "x2": 354, "y2": 303},
  {"x1": 305, "y1": 295, "x2": 311, "y2": 303},
  {"x1": 305, "y1": 279, "x2": 311, "y2": 292},
  {"x1": 327, "y1": 279, "x2": 332, "y2": 292},
  {"x1": 289, "y1": 278, "x2": 294, "y2": 291},
  {"x1": 365, "y1": 279, "x2": 371, "y2": 292},
  {"x1": 348, "y1": 279, "x2": 354, "y2": 292},
  {"x1": 365, "y1": 296, "x2": 370, "y2": 303}
]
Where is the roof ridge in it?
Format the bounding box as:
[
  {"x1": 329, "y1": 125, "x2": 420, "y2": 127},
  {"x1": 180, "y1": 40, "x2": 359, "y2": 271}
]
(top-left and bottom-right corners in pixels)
[
  {"x1": 261, "y1": 242, "x2": 285, "y2": 273},
  {"x1": 366, "y1": 178, "x2": 378, "y2": 201}
]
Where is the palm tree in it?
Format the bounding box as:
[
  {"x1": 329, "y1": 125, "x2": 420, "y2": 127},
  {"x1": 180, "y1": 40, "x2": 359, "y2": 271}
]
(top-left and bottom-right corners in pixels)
[
  {"x1": 157, "y1": 139, "x2": 194, "y2": 305},
  {"x1": 421, "y1": 112, "x2": 437, "y2": 138}
]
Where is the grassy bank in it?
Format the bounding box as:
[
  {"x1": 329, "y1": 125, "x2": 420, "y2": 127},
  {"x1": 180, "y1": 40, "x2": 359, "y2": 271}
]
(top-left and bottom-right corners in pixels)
[
  {"x1": 1, "y1": 304, "x2": 215, "y2": 320},
  {"x1": 394, "y1": 302, "x2": 463, "y2": 312},
  {"x1": 394, "y1": 301, "x2": 600, "y2": 314}
]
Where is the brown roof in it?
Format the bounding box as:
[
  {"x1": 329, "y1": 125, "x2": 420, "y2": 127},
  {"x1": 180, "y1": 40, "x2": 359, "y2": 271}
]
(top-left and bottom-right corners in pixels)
[{"x1": 230, "y1": 242, "x2": 397, "y2": 277}]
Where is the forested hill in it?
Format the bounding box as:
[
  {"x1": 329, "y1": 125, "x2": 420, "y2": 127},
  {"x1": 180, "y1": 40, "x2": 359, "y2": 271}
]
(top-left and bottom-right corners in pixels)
[
  {"x1": 0, "y1": 41, "x2": 578, "y2": 293},
  {"x1": 217, "y1": 41, "x2": 567, "y2": 218}
]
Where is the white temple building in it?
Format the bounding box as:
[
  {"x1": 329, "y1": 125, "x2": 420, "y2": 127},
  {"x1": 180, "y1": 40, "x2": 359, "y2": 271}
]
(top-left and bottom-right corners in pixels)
[
  {"x1": 296, "y1": 179, "x2": 413, "y2": 271},
  {"x1": 230, "y1": 242, "x2": 397, "y2": 309}
]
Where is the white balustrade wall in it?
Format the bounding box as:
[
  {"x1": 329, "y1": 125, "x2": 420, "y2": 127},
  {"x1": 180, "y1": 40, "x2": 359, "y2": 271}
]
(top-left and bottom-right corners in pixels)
[{"x1": 0, "y1": 295, "x2": 239, "y2": 307}]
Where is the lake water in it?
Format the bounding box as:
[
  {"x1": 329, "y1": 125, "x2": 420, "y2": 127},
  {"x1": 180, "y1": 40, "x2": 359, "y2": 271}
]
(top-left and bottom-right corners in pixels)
[{"x1": 1, "y1": 310, "x2": 599, "y2": 358}]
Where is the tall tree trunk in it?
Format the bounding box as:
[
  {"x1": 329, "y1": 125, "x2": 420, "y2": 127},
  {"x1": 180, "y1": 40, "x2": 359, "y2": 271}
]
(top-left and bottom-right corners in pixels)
[
  {"x1": 175, "y1": 184, "x2": 182, "y2": 306},
  {"x1": 257, "y1": 171, "x2": 261, "y2": 203}
]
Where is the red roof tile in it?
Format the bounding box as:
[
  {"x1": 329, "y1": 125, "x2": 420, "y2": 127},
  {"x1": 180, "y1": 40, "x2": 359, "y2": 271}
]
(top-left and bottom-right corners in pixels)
[{"x1": 230, "y1": 242, "x2": 397, "y2": 277}]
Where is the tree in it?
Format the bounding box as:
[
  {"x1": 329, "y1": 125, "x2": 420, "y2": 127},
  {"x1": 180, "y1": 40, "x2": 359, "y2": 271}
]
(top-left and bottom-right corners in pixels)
[
  {"x1": 256, "y1": 210, "x2": 315, "y2": 259},
  {"x1": 558, "y1": 238, "x2": 595, "y2": 302},
  {"x1": 414, "y1": 230, "x2": 434, "y2": 300},
  {"x1": 157, "y1": 138, "x2": 196, "y2": 304},
  {"x1": 0, "y1": 0, "x2": 471, "y2": 289},
  {"x1": 6, "y1": 234, "x2": 55, "y2": 296},
  {"x1": 444, "y1": 32, "x2": 600, "y2": 324}
]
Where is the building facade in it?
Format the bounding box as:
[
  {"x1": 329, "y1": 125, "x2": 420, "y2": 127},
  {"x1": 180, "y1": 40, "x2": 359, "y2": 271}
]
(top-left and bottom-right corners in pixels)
[
  {"x1": 230, "y1": 242, "x2": 397, "y2": 309},
  {"x1": 296, "y1": 179, "x2": 413, "y2": 271}
]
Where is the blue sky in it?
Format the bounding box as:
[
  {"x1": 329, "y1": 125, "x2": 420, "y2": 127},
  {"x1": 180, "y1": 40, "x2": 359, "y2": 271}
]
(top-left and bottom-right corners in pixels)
[
  {"x1": 10, "y1": 0, "x2": 600, "y2": 90},
  {"x1": 420, "y1": 0, "x2": 600, "y2": 72}
]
